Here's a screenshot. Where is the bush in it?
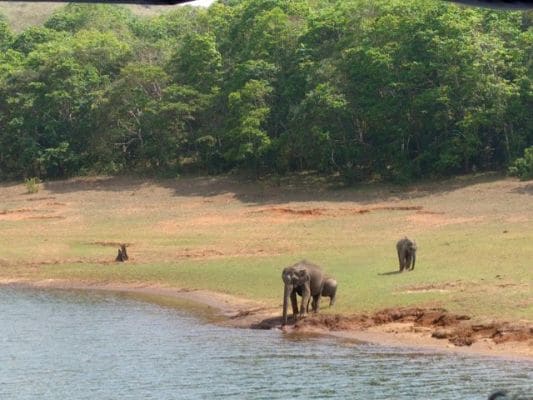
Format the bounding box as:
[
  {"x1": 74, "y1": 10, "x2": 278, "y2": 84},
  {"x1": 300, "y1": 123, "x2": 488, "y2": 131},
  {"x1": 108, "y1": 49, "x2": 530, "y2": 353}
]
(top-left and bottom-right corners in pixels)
[
  {"x1": 508, "y1": 147, "x2": 533, "y2": 180},
  {"x1": 24, "y1": 177, "x2": 41, "y2": 194}
]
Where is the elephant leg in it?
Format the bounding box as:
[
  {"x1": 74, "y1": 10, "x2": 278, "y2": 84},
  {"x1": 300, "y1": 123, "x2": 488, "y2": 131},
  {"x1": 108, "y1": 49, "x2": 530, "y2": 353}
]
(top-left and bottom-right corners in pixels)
[
  {"x1": 407, "y1": 254, "x2": 413, "y2": 271},
  {"x1": 307, "y1": 296, "x2": 316, "y2": 312},
  {"x1": 306, "y1": 297, "x2": 312, "y2": 313},
  {"x1": 290, "y1": 291, "x2": 298, "y2": 321},
  {"x1": 299, "y1": 286, "x2": 311, "y2": 319},
  {"x1": 329, "y1": 288, "x2": 337, "y2": 307},
  {"x1": 398, "y1": 251, "x2": 403, "y2": 271},
  {"x1": 314, "y1": 294, "x2": 321, "y2": 313},
  {"x1": 282, "y1": 284, "x2": 291, "y2": 326}
]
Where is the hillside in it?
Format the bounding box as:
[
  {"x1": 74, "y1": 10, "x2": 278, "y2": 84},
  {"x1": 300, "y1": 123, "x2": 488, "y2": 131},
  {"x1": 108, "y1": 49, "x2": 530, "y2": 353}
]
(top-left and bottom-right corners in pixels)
[{"x1": 0, "y1": 1, "x2": 191, "y2": 32}]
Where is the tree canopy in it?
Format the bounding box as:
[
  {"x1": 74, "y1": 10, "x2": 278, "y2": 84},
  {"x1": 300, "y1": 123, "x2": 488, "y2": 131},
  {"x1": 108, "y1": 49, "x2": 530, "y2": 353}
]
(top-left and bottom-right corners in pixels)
[{"x1": 0, "y1": 0, "x2": 531, "y2": 182}]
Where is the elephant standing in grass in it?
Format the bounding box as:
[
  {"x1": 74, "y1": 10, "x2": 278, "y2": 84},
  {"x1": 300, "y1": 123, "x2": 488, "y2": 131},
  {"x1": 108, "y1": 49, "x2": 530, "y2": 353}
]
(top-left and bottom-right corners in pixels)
[
  {"x1": 396, "y1": 237, "x2": 417, "y2": 272},
  {"x1": 281, "y1": 261, "x2": 325, "y2": 325}
]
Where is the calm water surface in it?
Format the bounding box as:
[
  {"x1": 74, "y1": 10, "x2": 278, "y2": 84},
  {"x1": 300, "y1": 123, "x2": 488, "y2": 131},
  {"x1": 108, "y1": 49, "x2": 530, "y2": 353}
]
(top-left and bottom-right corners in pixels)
[{"x1": 0, "y1": 287, "x2": 531, "y2": 399}]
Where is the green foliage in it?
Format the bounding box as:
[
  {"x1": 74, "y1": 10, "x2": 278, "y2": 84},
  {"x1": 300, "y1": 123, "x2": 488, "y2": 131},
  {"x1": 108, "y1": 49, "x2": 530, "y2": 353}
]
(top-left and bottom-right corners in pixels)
[
  {"x1": 167, "y1": 32, "x2": 221, "y2": 93},
  {"x1": 0, "y1": 1, "x2": 532, "y2": 182},
  {"x1": 10, "y1": 26, "x2": 64, "y2": 54},
  {"x1": 37, "y1": 141, "x2": 78, "y2": 177},
  {"x1": 226, "y1": 79, "x2": 273, "y2": 173},
  {"x1": 24, "y1": 177, "x2": 41, "y2": 194},
  {"x1": 508, "y1": 146, "x2": 533, "y2": 180},
  {"x1": 45, "y1": 4, "x2": 136, "y2": 38},
  {"x1": 0, "y1": 13, "x2": 13, "y2": 50}
]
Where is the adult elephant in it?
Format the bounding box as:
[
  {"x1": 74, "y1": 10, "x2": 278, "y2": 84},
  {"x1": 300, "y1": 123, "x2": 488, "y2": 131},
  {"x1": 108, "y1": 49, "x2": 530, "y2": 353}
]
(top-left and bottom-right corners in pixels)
[
  {"x1": 281, "y1": 260, "x2": 325, "y2": 326},
  {"x1": 396, "y1": 236, "x2": 417, "y2": 272}
]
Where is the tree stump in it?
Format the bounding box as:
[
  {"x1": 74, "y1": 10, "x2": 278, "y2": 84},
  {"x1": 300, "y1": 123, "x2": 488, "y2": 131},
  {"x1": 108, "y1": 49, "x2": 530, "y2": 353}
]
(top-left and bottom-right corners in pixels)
[{"x1": 115, "y1": 244, "x2": 129, "y2": 262}]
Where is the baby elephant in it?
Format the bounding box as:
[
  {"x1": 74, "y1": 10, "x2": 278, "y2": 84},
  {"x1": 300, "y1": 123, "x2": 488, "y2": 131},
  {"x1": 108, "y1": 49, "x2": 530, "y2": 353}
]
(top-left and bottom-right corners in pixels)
[
  {"x1": 307, "y1": 277, "x2": 337, "y2": 312},
  {"x1": 321, "y1": 277, "x2": 337, "y2": 306},
  {"x1": 396, "y1": 236, "x2": 417, "y2": 272}
]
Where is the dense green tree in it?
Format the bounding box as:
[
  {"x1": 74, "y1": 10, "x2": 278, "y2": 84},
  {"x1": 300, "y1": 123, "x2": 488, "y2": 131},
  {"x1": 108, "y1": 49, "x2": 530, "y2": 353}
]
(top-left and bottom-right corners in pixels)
[
  {"x1": 0, "y1": 1, "x2": 531, "y2": 181},
  {"x1": 0, "y1": 14, "x2": 12, "y2": 51},
  {"x1": 0, "y1": 28, "x2": 130, "y2": 177},
  {"x1": 225, "y1": 79, "x2": 273, "y2": 175},
  {"x1": 167, "y1": 32, "x2": 222, "y2": 93},
  {"x1": 90, "y1": 63, "x2": 168, "y2": 171},
  {"x1": 10, "y1": 26, "x2": 66, "y2": 55},
  {"x1": 45, "y1": 4, "x2": 136, "y2": 38}
]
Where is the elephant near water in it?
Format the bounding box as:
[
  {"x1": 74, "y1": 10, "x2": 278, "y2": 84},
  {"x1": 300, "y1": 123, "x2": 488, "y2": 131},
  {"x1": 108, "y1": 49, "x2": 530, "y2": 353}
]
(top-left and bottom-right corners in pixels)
[
  {"x1": 304, "y1": 276, "x2": 337, "y2": 313},
  {"x1": 281, "y1": 260, "x2": 327, "y2": 326},
  {"x1": 321, "y1": 277, "x2": 337, "y2": 307}
]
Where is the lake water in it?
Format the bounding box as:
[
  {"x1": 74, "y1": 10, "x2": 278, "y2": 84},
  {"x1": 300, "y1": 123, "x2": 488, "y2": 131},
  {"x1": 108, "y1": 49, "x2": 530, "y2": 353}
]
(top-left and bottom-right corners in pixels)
[{"x1": 0, "y1": 287, "x2": 531, "y2": 399}]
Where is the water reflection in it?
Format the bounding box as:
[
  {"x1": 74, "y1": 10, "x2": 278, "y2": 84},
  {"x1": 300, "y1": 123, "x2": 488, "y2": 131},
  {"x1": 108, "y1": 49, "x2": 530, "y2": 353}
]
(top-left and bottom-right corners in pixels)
[{"x1": 0, "y1": 287, "x2": 531, "y2": 399}]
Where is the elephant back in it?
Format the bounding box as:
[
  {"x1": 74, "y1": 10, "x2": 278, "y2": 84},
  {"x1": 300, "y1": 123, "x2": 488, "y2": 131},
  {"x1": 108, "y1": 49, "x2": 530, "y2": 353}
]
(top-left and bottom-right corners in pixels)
[{"x1": 295, "y1": 260, "x2": 324, "y2": 296}]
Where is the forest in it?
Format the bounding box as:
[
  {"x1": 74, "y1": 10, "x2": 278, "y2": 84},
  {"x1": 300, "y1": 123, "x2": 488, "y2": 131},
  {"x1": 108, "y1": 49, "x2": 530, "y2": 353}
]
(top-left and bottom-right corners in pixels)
[{"x1": 0, "y1": 0, "x2": 531, "y2": 182}]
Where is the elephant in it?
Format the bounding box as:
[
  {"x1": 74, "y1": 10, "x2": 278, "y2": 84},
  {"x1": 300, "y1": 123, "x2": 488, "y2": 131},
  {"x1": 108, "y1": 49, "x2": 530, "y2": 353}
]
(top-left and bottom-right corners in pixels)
[
  {"x1": 396, "y1": 237, "x2": 417, "y2": 272},
  {"x1": 281, "y1": 260, "x2": 325, "y2": 325},
  {"x1": 304, "y1": 277, "x2": 337, "y2": 312},
  {"x1": 321, "y1": 277, "x2": 337, "y2": 307}
]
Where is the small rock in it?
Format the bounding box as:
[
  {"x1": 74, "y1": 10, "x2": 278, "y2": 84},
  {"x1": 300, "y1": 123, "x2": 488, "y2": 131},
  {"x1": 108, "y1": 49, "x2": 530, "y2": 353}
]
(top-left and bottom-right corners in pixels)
[{"x1": 432, "y1": 329, "x2": 451, "y2": 339}]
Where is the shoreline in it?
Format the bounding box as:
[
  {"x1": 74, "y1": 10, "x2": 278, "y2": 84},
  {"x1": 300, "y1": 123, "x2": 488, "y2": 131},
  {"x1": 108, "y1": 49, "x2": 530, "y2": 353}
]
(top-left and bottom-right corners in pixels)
[{"x1": 1, "y1": 278, "x2": 532, "y2": 361}]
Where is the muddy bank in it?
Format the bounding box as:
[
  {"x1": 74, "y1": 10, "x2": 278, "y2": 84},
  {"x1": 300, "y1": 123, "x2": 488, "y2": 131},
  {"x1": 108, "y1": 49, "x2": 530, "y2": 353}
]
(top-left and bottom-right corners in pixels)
[
  {"x1": 1, "y1": 278, "x2": 531, "y2": 360},
  {"x1": 289, "y1": 308, "x2": 532, "y2": 347},
  {"x1": 244, "y1": 306, "x2": 532, "y2": 359}
]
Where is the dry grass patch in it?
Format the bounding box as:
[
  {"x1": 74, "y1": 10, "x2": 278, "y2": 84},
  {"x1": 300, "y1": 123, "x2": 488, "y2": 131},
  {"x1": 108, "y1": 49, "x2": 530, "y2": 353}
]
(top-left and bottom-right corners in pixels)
[{"x1": 0, "y1": 174, "x2": 531, "y2": 324}]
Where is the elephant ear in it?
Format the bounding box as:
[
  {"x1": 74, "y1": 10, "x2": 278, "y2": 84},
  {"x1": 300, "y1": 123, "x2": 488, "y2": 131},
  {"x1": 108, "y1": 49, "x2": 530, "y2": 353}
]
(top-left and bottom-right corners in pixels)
[{"x1": 296, "y1": 269, "x2": 310, "y2": 283}]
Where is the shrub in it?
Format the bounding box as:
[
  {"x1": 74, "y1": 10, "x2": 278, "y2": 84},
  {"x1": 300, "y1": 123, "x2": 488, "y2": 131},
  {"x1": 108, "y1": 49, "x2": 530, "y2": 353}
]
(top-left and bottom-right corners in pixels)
[
  {"x1": 508, "y1": 147, "x2": 533, "y2": 180},
  {"x1": 24, "y1": 177, "x2": 41, "y2": 194}
]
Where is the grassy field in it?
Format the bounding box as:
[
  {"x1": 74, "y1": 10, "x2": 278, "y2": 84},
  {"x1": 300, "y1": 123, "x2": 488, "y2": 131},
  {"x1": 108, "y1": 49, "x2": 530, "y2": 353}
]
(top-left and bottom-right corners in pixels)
[{"x1": 0, "y1": 174, "x2": 531, "y2": 322}]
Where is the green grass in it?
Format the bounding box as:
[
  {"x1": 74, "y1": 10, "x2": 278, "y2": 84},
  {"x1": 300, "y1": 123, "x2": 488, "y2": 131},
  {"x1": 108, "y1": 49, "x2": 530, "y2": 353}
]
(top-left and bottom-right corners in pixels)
[{"x1": 0, "y1": 175, "x2": 531, "y2": 322}]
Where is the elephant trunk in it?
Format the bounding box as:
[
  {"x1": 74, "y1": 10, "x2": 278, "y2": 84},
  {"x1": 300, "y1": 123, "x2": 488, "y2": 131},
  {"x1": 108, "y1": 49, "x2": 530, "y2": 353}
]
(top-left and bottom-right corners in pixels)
[
  {"x1": 282, "y1": 283, "x2": 293, "y2": 326},
  {"x1": 412, "y1": 251, "x2": 416, "y2": 270}
]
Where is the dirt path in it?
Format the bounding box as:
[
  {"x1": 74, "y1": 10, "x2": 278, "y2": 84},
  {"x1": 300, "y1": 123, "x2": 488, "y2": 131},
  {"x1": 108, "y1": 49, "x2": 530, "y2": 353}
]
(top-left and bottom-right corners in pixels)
[{"x1": 1, "y1": 278, "x2": 531, "y2": 361}]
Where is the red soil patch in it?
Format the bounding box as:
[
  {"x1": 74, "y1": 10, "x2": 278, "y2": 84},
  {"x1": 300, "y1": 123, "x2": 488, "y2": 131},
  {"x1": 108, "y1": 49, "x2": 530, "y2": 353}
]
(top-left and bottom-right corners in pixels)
[
  {"x1": 26, "y1": 215, "x2": 65, "y2": 220},
  {"x1": 249, "y1": 205, "x2": 424, "y2": 218},
  {"x1": 415, "y1": 210, "x2": 446, "y2": 215},
  {"x1": 176, "y1": 249, "x2": 224, "y2": 259},
  {"x1": 25, "y1": 196, "x2": 56, "y2": 202},
  {"x1": 89, "y1": 241, "x2": 132, "y2": 247},
  {"x1": 0, "y1": 208, "x2": 34, "y2": 215},
  {"x1": 287, "y1": 307, "x2": 532, "y2": 347},
  {"x1": 407, "y1": 214, "x2": 483, "y2": 228},
  {"x1": 362, "y1": 206, "x2": 423, "y2": 212},
  {"x1": 46, "y1": 202, "x2": 66, "y2": 206},
  {"x1": 249, "y1": 207, "x2": 327, "y2": 216},
  {"x1": 173, "y1": 248, "x2": 274, "y2": 260},
  {"x1": 398, "y1": 281, "x2": 467, "y2": 293},
  {"x1": 0, "y1": 207, "x2": 65, "y2": 221}
]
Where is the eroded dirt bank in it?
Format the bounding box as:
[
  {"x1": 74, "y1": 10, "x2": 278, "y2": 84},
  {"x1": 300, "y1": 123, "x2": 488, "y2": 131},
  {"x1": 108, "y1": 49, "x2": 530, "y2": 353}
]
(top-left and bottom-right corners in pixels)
[{"x1": 1, "y1": 278, "x2": 531, "y2": 360}]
